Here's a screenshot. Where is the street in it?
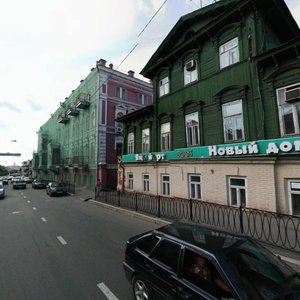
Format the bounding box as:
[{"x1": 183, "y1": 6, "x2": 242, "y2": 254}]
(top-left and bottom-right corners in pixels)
[{"x1": 0, "y1": 184, "x2": 158, "y2": 300}]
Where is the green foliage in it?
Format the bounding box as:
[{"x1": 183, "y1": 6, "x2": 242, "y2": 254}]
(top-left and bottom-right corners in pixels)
[{"x1": 0, "y1": 165, "x2": 8, "y2": 176}]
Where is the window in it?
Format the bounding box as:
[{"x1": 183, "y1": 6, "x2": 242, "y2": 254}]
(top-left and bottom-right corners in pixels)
[
  {"x1": 185, "y1": 112, "x2": 200, "y2": 147},
  {"x1": 116, "y1": 87, "x2": 126, "y2": 99},
  {"x1": 128, "y1": 173, "x2": 133, "y2": 189},
  {"x1": 161, "y1": 122, "x2": 171, "y2": 151},
  {"x1": 143, "y1": 174, "x2": 150, "y2": 192},
  {"x1": 189, "y1": 175, "x2": 201, "y2": 200},
  {"x1": 162, "y1": 175, "x2": 170, "y2": 196},
  {"x1": 139, "y1": 93, "x2": 147, "y2": 105},
  {"x1": 142, "y1": 128, "x2": 150, "y2": 153},
  {"x1": 159, "y1": 76, "x2": 169, "y2": 97},
  {"x1": 219, "y1": 37, "x2": 239, "y2": 69},
  {"x1": 289, "y1": 181, "x2": 300, "y2": 216},
  {"x1": 127, "y1": 132, "x2": 134, "y2": 154},
  {"x1": 228, "y1": 177, "x2": 246, "y2": 207},
  {"x1": 136, "y1": 234, "x2": 160, "y2": 255},
  {"x1": 222, "y1": 100, "x2": 244, "y2": 142},
  {"x1": 184, "y1": 60, "x2": 198, "y2": 85},
  {"x1": 152, "y1": 240, "x2": 181, "y2": 272},
  {"x1": 277, "y1": 83, "x2": 300, "y2": 136}
]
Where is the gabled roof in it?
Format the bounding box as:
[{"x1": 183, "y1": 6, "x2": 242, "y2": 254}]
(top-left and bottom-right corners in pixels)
[{"x1": 141, "y1": 0, "x2": 299, "y2": 78}]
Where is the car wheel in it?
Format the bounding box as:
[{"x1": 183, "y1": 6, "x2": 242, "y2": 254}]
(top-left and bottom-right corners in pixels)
[{"x1": 132, "y1": 276, "x2": 152, "y2": 300}]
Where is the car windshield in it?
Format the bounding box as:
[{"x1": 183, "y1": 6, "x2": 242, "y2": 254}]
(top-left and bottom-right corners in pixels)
[
  {"x1": 52, "y1": 182, "x2": 63, "y2": 187},
  {"x1": 227, "y1": 240, "x2": 300, "y2": 299}
]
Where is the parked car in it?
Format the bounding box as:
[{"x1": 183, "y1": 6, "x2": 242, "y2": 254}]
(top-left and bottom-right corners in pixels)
[
  {"x1": 32, "y1": 179, "x2": 47, "y2": 189},
  {"x1": 2, "y1": 176, "x2": 9, "y2": 185},
  {"x1": 12, "y1": 179, "x2": 26, "y2": 189},
  {"x1": 23, "y1": 177, "x2": 33, "y2": 184},
  {"x1": 46, "y1": 182, "x2": 67, "y2": 197},
  {"x1": 11, "y1": 176, "x2": 22, "y2": 184},
  {"x1": 0, "y1": 182, "x2": 5, "y2": 198},
  {"x1": 123, "y1": 222, "x2": 300, "y2": 300}
]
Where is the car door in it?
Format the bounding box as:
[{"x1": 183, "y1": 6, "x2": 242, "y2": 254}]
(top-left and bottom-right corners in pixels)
[{"x1": 146, "y1": 238, "x2": 182, "y2": 300}]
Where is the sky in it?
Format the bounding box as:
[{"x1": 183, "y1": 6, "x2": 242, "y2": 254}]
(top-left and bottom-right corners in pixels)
[{"x1": 0, "y1": 0, "x2": 299, "y2": 167}]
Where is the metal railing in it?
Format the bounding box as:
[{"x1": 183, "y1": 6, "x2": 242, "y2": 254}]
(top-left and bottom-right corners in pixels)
[{"x1": 95, "y1": 190, "x2": 300, "y2": 253}]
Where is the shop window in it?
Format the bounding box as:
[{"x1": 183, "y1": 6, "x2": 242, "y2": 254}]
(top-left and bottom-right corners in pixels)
[
  {"x1": 289, "y1": 181, "x2": 300, "y2": 216},
  {"x1": 222, "y1": 100, "x2": 244, "y2": 142},
  {"x1": 219, "y1": 37, "x2": 239, "y2": 69},
  {"x1": 143, "y1": 174, "x2": 150, "y2": 192},
  {"x1": 189, "y1": 175, "x2": 201, "y2": 200},
  {"x1": 276, "y1": 83, "x2": 300, "y2": 136},
  {"x1": 228, "y1": 177, "x2": 246, "y2": 207}
]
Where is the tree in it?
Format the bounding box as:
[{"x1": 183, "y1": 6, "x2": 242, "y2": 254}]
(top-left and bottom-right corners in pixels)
[{"x1": 0, "y1": 165, "x2": 8, "y2": 176}]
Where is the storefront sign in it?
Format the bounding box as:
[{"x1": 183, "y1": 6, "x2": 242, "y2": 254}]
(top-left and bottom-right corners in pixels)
[{"x1": 121, "y1": 137, "x2": 300, "y2": 163}]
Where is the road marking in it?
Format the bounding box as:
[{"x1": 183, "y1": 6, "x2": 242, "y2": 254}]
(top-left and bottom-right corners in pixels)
[
  {"x1": 24, "y1": 196, "x2": 27, "y2": 198},
  {"x1": 57, "y1": 236, "x2": 67, "y2": 245},
  {"x1": 41, "y1": 217, "x2": 47, "y2": 222},
  {"x1": 97, "y1": 283, "x2": 119, "y2": 300},
  {"x1": 27, "y1": 200, "x2": 31, "y2": 203},
  {"x1": 11, "y1": 211, "x2": 23, "y2": 214},
  {"x1": 32, "y1": 207, "x2": 37, "y2": 210}
]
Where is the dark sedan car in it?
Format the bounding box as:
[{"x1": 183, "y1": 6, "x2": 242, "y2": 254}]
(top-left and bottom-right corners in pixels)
[
  {"x1": 12, "y1": 179, "x2": 26, "y2": 189},
  {"x1": 32, "y1": 179, "x2": 47, "y2": 189},
  {"x1": 123, "y1": 222, "x2": 300, "y2": 300},
  {"x1": 46, "y1": 182, "x2": 67, "y2": 197}
]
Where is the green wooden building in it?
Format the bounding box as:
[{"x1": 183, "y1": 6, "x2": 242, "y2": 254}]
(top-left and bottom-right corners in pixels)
[{"x1": 118, "y1": 0, "x2": 300, "y2": 215}]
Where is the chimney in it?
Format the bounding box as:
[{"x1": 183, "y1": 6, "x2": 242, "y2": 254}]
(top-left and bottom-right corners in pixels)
[
  {"x1": 97, "y1": 58, "x2": 107, "y2": 66},
  {"x1": 109, "y1": 63, "x2": 113, "y2": 69},
  {"x1": 128, "y1": 70, "x2": 134, "y2": 77}
]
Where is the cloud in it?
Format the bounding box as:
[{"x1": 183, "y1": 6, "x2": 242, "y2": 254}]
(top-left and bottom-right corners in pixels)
[
  {"x1": 27, "y1": 99, "x2": 43, "y2": 112},
  {"x1": 0, "y1": 102, "x2": 21, "y2": 112}
]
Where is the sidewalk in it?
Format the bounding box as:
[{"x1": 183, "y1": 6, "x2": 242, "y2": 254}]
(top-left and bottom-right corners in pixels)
[{"x1": 71, "y1": 188, "x2": 300, "y2": 272}]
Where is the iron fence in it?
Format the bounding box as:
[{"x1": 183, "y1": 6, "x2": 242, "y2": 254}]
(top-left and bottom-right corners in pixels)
[{"x1": 96, "y1": 190, "x2": 300, "y2": 253}]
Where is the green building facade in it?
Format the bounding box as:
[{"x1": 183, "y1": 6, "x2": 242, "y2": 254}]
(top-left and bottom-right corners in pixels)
[{"x1": 118, "y1": 0, "x2": 300, "y2": 215}]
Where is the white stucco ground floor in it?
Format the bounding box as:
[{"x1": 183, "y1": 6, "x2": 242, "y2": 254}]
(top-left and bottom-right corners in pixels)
[{"x1": 118, "y1": 157, "x2": 300, "y2": 216}]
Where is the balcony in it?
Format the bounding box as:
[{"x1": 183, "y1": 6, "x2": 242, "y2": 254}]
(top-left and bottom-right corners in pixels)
[
  {"x1": 75, "y1": 93, "x2": 90, "y2": 109},
  {"x1": 58, "y1": 113, "x2": 69, "y2": 124},
  {"x1": 66, "y1": 106, "x2": 79, "y2": 117}
]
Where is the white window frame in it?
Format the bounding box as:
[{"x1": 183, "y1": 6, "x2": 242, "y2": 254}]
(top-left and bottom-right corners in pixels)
[
  {"x1": 128, "y1": 173, "x2": 133, "y2": 190},
  {"x1": 222, "y1": 100, "x2": 244, "y2": 142},
  {"x1": 184, "y1": 60, "x2": 198, "y2": 85},
  {"x1": 139, "y1": 93, "x2": 147, "y2": 105},
  {"x1": 143, "y1": 174, "x2": 150, "y2": 192},
  {"x1": 159, "y1": 76, "x2": 169, "y2": 97},
  {"x1": 219, "y1": 37, "x2": 240, "y2": 69},
  {"x1": 189, "y1": 174, "x2": 201, "y2": 200},
  {"x1": 142, "y1": 128, "x2": 150, "y2": 153},
  {"x1": 161, "y1": 175, "x2": 170, "y2": 196},
  {"x1": 228, "y1": 177, "x2": 247, "y2": 207},
  {"x1": 276, "y1": 83, "x2": 300, "y2": 136},
  {"x1": 161, "y1": 122, "x2": 171, "y2": 151},
  {"x1": 185, "y1": 112, "x2": 200, "y2": 147},
  {"x1": 288, "y1": 180, "x2": 300, "y2": 216},
  {"x1": 127, "y1": 132, "x2": 134, "y2": 154}
]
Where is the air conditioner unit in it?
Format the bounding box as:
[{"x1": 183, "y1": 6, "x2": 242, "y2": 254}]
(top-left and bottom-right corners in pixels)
[
  {"x1": 285, "y1": 87, "x2": 300, "y2": 102},
  {"x1": 186, "y1": 60, "x2": 196, "y2": 71}
]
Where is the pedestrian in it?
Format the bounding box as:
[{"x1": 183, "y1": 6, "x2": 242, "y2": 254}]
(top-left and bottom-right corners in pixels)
[{"x1": 95, "y1": 179, "x2": 101, "y2": 197}]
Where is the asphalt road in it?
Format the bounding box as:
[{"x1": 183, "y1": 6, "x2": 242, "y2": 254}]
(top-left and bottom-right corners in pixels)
[{"x1": 0, "y1": 184, "x2": 159, "y2": 300}]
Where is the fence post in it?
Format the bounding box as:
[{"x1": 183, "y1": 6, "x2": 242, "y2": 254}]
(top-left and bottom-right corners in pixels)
[
  {"x1": 240, "y1": 205, "x2": 244, "y2": 234},
  {"x1": 118, "y1": 190, "x2": 121, "y2": 207},
  {"x1": 189, "y1": 198, "x2": 193, "y2": 221},
  {"x1": 157, "y1": 195, "x2": 161, "y2": 218},
  {"x1": 135, "y1": 193, "x2": 138, "y2": 211}
]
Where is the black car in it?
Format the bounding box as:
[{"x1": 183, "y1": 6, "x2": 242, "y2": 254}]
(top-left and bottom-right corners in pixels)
[
  {"x1": 32, "y1": 179, "x2": 47, "y2": 189},
  {"x1": 123, "y1": 222, "x2": 300, "y2": 300},
  {"x1": 12, "y1": 179, "x2": 26, "y2": 189},
  {"x1": 46, "y1": 182, "x2": 67, "y2": 197}
]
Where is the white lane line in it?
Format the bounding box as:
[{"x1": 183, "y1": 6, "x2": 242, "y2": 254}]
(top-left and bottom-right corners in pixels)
[
  {"x1": 27, "y1": 200, "x2": 31, "y2": 203},
  {"x1": 11, "y1": 211, "x2": 23, "y2": 215},
  {"x1": 32, "y1": 207, "x2": 37, "y2": 210},
  {"x1": 57, "y1": 236, "x2": 67, "y2": 245},
  {"x1": 41, "y1": 217, "x2": 47, "y2": 222},
  {"x1": 24, "y1": 196, "x2": 27, "y2": 199},
  {"x1": 97, "y1": 283, "x2": 119, "y2": 300}
]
